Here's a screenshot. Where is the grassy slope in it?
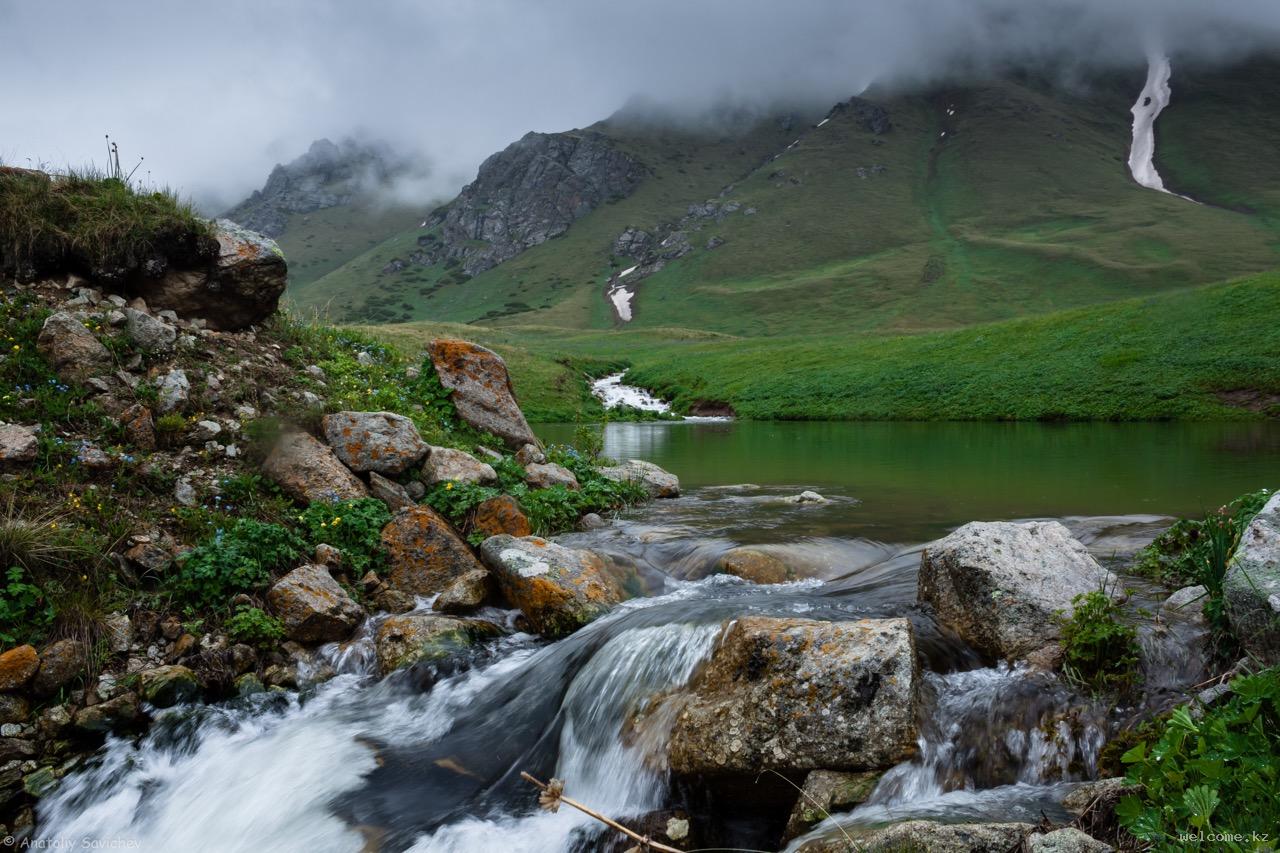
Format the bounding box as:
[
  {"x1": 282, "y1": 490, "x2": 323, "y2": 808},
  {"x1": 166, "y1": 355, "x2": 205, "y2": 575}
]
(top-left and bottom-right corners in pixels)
[{"x1": 277, "y1": 202, "x2": 422, "y2": 290}]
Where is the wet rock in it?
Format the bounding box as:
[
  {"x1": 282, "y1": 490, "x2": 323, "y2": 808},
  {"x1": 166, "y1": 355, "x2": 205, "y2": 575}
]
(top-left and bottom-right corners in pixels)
[
  {"x1": 421, "y1": 446, "x2": 497, "y2": 486},
  {"x1": 1028, "y1": 827, "x2": 1113, "y2": 852},
  {"x1": 472, "y1": 495, "x2": 532, "y2": 538},
  {"x1": 262, "y1": 430, "x2": 367, "y2": 504},
  {"x1": 374, "y1": 612, "x2": 499, "y2": 675},
  {"x1": 432, "y1": 569, "x2": 491, "y2": 614},
  {"x1": 427, "y1": 340, "x2": 539, "y2": 449},
  {"x1": 597, "y1": 458, "x2": 680, "y2": 498},
  {"x1": 234, "y1": 673, "x2": 266, "y2": 696},
  {"x1": 380, "y1": 505, "x2": 486, "y2": 596},
  {"x1": 74, "y1": 692, "x2": 143, "y2": 733},
  {"x1": 1161, "y1": 585, "x2": 1207, "y2": 625},
  {"x1": 797, "y1": 820, "x2": 1031, "y2": 852},
  {"x1": 1225, "y1": 492, "x2": 1280, "y2": 664},
  {"x1": 714, "y1": 547, "x2": 793, "y2": 584},
  {"x1": 1061, "y1": 778, "x2": 1141, "y2": 816},
  {"x1": 123, "y1": 308, "x2": 176, "y2": 352},
  {"x1": 267, "y1": 564, "x2": 364, "y2": 643},
  {"x1": 156, "y1": 368, "x2": 190, "y2": 414},
  {"x1": 579, "y1": 512, "x2": 606, "y2": 530},
  {"x1": 22, "y1": 766, "x2": 58, "y2": 799},
  {"x1": 599, "y1": 810, "x2": 697, "y2": 852},
  {"x1": 321, "y1": 411, "x2": 428, "y2": 475},
  {"x1": 368, "y1": 471, "x2": 413, "y2": 511},
  {"x1": 782, "y1": 769, "x2": 881, "y2": 842},
  {"x1": 479, "y1": 535, "x2": 628, "y2": 638},
  {"x1": 783, "y1": 490, "x2": 827, "y2": 504},
  {"x1": 140, "y1": 665, "x2": 200, "y2": 708},
  {"x1": 669, "y1": 617, "x2": 918, "y2": 776},
  {"x1": 32, "y1": 640, "x2": 86, "y2": 696},
  {"x1": 36, "y1": 312, "x2": 111, "y2": 382},
  {"x1": 0, "y1": 646, "x2": 39, "y2": 691},
  {"x1": 0, "y1": 424, "x2": 38, "y2": 469},
  {"x1": 918, "y1": 521, "x2": 1116, "y2": 662},
  {"x1": 523, "y1": 462, "x2": 579, "y2": 491},
  {"x1": 120, "y1": 404, "x2": 155, "y2": 450}
]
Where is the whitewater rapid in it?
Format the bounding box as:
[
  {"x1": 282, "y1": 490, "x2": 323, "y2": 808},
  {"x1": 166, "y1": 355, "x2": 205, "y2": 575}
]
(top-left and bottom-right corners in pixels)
[{"x1": 1128, "y1": 55, "x2": 1173, "y2": 192}]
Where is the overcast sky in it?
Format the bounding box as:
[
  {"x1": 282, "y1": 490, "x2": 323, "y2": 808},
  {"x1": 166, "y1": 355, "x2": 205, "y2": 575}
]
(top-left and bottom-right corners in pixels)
[{"x1": 3, "y1": 0, "x2": 1278, "y2": 212}]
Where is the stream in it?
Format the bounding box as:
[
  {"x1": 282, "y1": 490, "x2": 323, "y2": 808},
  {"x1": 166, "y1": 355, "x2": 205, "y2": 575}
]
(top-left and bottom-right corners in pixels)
[{"x1": 36, "y1": 421, "x2": 1280, "y2": 852}]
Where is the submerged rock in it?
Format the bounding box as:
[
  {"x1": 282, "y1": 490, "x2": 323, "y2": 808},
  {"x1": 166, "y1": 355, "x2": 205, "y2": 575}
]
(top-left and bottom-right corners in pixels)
[
  {"x1": 479, "y1": 535, "x2": 627, "y2": 638},
  {"x1": 267, "y1": 564, "x2": 365, "y2": 643},
  {"x1": 427, "y1": 340, "x2": 538, "y2": 449},
  {"x1": 918, "y1": 521, "x2": 1116, "y2": 662},
  {"x1": 374, "y1": 612, "x2": 499, "y2": 675},
  {"x1": 597, "y1": 458, "x2": 680, "y2": 498},
  {"x1": 668, "y1": 616, "x2": 919, "y2": 776},
  {"x1": 321, "y1": 411, "x2": 428, "y2": 475},
  {"x1": 381, "y1": 505, "x2": 487, "y2": 596},
  {"x1": 1225, "y1": 492, "x2": 1280, "y2": 664},
  {"x1": 262, "y1": 430, "x2": 367, "y2": 504}
]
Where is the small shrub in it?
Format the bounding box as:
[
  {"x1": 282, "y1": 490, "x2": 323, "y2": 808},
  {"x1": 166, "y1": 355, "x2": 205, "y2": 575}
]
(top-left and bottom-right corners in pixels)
[
  {"x1": 421, "y1": 480, "x2": 501, "y2": 527},
  {"x1": 225, "y1": 605, "x2": 284, "y2": 649},
  {"x1": 0, "y1": 566, "x2": 54, "y2": 645},
  {"x1": 1133, "y1": 489, "x2": 1269, "y2": 588},
  {"x1": 1058, "y1": 588, "x2": 1140, "y2": 694},
  {"x1": 171, "y1": 519, "x2": 304, "y2": 609},
  {"x1": 299, "y1": 498, "x2": 391, "y2": 575}
]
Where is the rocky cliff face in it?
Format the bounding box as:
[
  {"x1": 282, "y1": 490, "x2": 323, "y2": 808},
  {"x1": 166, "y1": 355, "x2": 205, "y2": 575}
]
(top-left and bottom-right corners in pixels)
[
  {"x1": 414, "y1": 131, "x2": 648, "y2": 277},
  {"x1": 223, "y1": 139, "x2": 407, "y2": 236}
]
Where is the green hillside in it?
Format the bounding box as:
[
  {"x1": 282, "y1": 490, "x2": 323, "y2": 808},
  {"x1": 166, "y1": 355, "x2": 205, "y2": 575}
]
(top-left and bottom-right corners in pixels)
[{"x1": 276, "y1": 202, "x2": 421, "y2": 289}]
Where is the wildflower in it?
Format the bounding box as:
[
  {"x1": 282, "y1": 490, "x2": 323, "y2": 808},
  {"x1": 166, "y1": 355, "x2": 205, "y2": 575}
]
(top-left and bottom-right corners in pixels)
[
  {"x1": 10, "y1": 345, "x2": 17, "y2": 352},
  {"x1": 332, "y1": 516, "x2": 341, "y2": 526},
  {"x1": 445, "y1": 482, "x2": 454, "y2": 491}
]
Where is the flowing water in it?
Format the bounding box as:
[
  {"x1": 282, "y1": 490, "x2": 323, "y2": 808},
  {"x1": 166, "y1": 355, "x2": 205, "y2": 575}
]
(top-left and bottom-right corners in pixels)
[{"x1": 37, "y1": 421, "x2": 1280, "y2": 852}]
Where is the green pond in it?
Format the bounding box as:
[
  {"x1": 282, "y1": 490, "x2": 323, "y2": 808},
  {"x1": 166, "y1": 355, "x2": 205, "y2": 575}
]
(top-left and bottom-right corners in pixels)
[{"x1": 538, "y1": 420, "x2": 1280, "y2": 539}]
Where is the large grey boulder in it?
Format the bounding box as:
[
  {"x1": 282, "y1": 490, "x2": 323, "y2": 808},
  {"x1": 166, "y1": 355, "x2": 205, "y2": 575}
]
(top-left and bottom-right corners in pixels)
[
  {"x1": 123, "y1": 308, "x2": 176, "y2": 353},
  {"x1": 266, "y1": 564, "x2": 364, "y2": 642},
  {"x1": 597, "y1": 458, "x2": 680, "y2": 498},
  {"x1": 918, "y1": 521, "x2": 1116, "y2": 661},
  {"x1": 321, "y1": 411, "x2": 428, "y2": 475},
  {"x1": 668, "y1": 617, "x2": 919, "y2": 776},
  {"x1": 262, "y1": 430, "x2": 367, "y2": 504},
  {"x1": 420, "y1": 446, "x2": 497, "y2": 486},
  {"x1": 36, "y1": 311, "x2": 111, "y2": 382},
  {"x1": 1225, "y1": 492, "x2": 1280, "y2": 664},
  {"x1": 426, "y1": 340, "x2": 538, "y2": 449},
  {"x1": 479, "y1": 535, "x2": 627, "y2": 638}
]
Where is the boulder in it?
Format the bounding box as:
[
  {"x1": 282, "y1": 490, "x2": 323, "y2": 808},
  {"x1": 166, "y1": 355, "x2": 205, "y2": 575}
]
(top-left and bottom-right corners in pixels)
[
  {"x1": 73, "y1": 692, "x2": 143, "y2": 733},
  {"x1": 36, "y1": 311, "x2": 111, "y2": 382},
  {"x1": 472, "y1": 495, "x2": 532, "y2": 538},
  {"x1": 156, "y1": 368, "x2": 190, "y2": 414},
  {"x1": 380, "y1": 505, "x2": 486, "y2": 596},
  {"x1": 796, "y1": 821, "x2": 1032, "y2": 853},
  {"x1": 374, "y1": 612, "x2": 499, "y2": 675},
  {"x1": 918, "y1": 521, "x2": 1116, "y2": 661},
  {"x1": 0, "y1": 424, "x2": 38, "y2": 469},
  {"x1": 669, "y1": 617, "x2": 918, "y2": 777},
  {"x1": 1027, "y1": 828, "x2": 1114, "y2": 853},
  {"x1": 1224, "y1": 492, "x2": 1280, "y2": 664},
  {"x1": 421, "y1": 446, "x2": 497, "y2": 486},
  {"x1": 32, "y1": 639, "x2": 86, "y2": 696},
  {"x1": 0, "y1": 645, "x2": 39, "y2": 691},
  {"x1": 597, "y1": 458, "x2": 680, "y2": 498},
  {"x1": 262, "y1": 430, "x2": 367, "y2": 504},
  {"x1": 140, "y1": 664, "x2": 200, "y2": 708},
  {"x1": 782, "y1": 769, "x2": 881, "y2": 842},
  {"x1": 267, "y1": 564, "x2": 365, "y2": 642},
  {"x1": 321, "y1": 411, "x2": 428, "y2": 475},
  {"x1": 714, "y1": 547, "x2": 793, "y2": 584},
  {"x1": 123, "y1": 308, "x2": 176, "y2": 352},
  {"x1": 426, "y1": 340, "x2": 539, "y2": 449},
  {"x1": 368, "y1": 471, "x2": 413, "y2": 511},
  {"x1": 432, "y1": 569, "x2": 491, "y2": 614},
  {"x1": 524, "y1": 462, "x2": 579, "y2": 491},
  {"x1": 0, "y1": 695, "x2": 30, "y2": 725},
  {"x1": 1160, "y1": 585, "x2": 1207, "y2": 625},
  {"x1": 516, "y1": 443, "x2": 545, "y2": 466},
  {"x1": 136, "y1": 219, "x2": 286, "y2": 330}
]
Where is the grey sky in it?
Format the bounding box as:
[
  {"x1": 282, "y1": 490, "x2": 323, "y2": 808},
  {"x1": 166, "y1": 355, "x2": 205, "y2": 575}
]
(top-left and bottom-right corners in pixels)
[{"x1": 2, "y1": 0, "x2": 1278, "y2": 211}]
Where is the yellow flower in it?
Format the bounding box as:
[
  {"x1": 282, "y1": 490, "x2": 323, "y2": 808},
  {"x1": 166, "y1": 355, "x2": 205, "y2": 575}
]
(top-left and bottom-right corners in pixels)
[
  {"x1": 10, "y1": 344, "x2": 18, "y2": 352},
  {"x1": 49, "y1": 522, "x2": 58, "y2": 530},
  {"x1": 332, "y1": 517, "x2": 341, "y2": 526},
  {"x1": 445, "y1": 482, "x2": 454, "y2": 491}
]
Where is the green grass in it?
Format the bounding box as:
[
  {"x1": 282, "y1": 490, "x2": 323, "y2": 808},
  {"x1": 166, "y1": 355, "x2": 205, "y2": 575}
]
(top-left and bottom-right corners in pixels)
[
  {"x1": 276, "y1": 202, "x2": 423, "y2": 291},
  {"x1": 0, "y1": 168, "x2": 212, "y2": 279}
]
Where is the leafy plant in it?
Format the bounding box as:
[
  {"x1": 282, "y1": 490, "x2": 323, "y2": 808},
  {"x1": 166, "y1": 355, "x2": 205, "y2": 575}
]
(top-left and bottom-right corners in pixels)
[
  {"x1": 421, "y1": 480, "x2": 501, "y2": 527},
  {"x1": 1133, "y1": 489, "x2": 1269, "y2": 588},
  {"x1": 1118, "y1": 667, "x2": 1280, "y2": 848},
  {"x1": 298, "y1": 498, "x2": 391, "y2": 575},
  {"x1": 225, "y1": 605, "x2": 284, "y2": 649},
  {"x1": 171, "y1": 519, "x2": 304, "y2": 609},
  {"x1": 1058, "y1": 588, "x2": 1140, "y2": 694},
  {"x1": 0, "y1": 566, "x2": 54, "y2": 645}
]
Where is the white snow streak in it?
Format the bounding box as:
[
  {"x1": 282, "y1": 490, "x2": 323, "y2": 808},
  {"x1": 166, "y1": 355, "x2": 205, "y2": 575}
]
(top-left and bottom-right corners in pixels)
[{"x1": 1128, "y1": 55, "x2": 1173, "y2": 192}]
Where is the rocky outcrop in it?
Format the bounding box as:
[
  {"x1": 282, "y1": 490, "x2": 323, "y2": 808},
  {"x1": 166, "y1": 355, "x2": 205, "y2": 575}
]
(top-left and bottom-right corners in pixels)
[
  {"x1": 374, "y1": 612, "x2": 499, "y2": 675},
  {"x1": 479, "y1": 535, "x2": 628, "y2": 638},
  {"x1": 668, "y1": 617, "x2": 919, "y2": 776},
  {"x1": 714, "y1": 547, "x2": 793, "y2": 584},
  {"x1": 416, "y1": 131, "x2": 647, "y2": 277},
  {"x1": 427, "y1": 340, "x2": 539, "y2": 449},
  {"x1": 918, "y1": 521, "x2": 1116, "y2": 661},
  {"x1": 421, "y1": 446, "x2": 497, "y2": 486},
  {"x1": 597, "y1": 459, "x2": 680, "y2": 498},
  {"x1": 321, "y1": 411, "x2": 428, "y2": 475},
  {"x1": 380, "y1": 505, "x2": 487, "y2": 596},
  {"x1": 1225, "y1": 492, "x2": 1280, "y2": 664},
  {"x1": 266, "y1": 564, "x2": 365, "y2": 642},
  {"x1": 828, "y1": 96, "x2": 892, "y2": 134},
  {"x1": 262, "y1": 430, "x2": 368, "y2": 504}
]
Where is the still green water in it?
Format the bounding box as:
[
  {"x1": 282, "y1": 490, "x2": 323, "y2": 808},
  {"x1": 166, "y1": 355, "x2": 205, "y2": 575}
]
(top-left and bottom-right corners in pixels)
[{"x1": 537, "y1": 420, "x2": 1280, "y2": 537}]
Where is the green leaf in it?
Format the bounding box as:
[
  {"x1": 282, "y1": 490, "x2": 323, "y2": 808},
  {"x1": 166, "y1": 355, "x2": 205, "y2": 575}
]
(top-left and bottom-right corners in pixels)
[
  {"x1": 1120, "y1": 742, "x2": 1147, "y2": 764},
  {"x1": 1183, "y1": 784, "x2": 1220, "y2": 829}
]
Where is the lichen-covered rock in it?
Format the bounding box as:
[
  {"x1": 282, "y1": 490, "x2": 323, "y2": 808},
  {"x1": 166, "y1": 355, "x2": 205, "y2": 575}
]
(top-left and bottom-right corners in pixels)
[
  {"x1": 32, "y1": 639, "x2": 86, "y2": 696},
  {"x1": 597, "y1": 458, "x2": 680, "y2": 498},
  {"x1": 368, "y1": 471, "x2": 413, "y2": 511},
  {"x1": 0, "y1": 423, "x2": 38, "y2": 469},
  {"x1": 668, "y1": 617, "x2": 918, "y2": 776},
  {"x1": 796, "y1": 820, "x2": 1032, "y2": 853},
  {"x1": 524, "y1": 462, "x2": 579, "y2": 491},
  {"x1": 381, "y1": 505, "x2": 486, "y2": 596},
  {"x1": 1225, "y1": 492, "x2": 1280, "y2": 664},
  {"x1": 267, "y1": 564, "x2": 365, "y2": 642},
  {"x1": 479, "y1": 535, "x2": 627, "y2": 638},
  {"x1": 321, "y1": 411, "x2": 428, "y2": 475},
  {"x1": 432, "y1": 569, "x2": 491, "y2": 614},
  {"x1": 73, "y1": 692, "x2": 143, "y2": 733},
  {"x1": 421, "y1": 446, "x2": 497, "y2": 486},
  {"x1": 782, "y1": 769, "x2": 881, "y2": 842},
  {"x1": 140, "y1": 664, "x2": 200, "y2": 708},
  {"x1": 427, "y1": 340, "x2": 538, "y2": 449},
  {"x1": 119, "y1": 404, "x2": 155, "y2": 450},
  {"x1": 472, "y1": 495, "x2": 532, "y2": 538},
  {"x1": 36, "y1": 311, "x2": 111, "y2": 382},
  {"x1": 0, "y1": 645, "x2": 39, "y2": 691},
  {"x1": 714, "y1": 547, "x2": 793, "y2": 584},
  {"x1": 262, "y1": 429, "x2": 367, "y2": 504},
  {"x1": 374, "y1": 612, "x2": 499, "y2": 675},
  {"x1": 1027, "y1": 827, "x2": 1114, "y2": 853},
  {"x1": 918, "y1": 521, "x2": 1116, "y2": 661}
]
